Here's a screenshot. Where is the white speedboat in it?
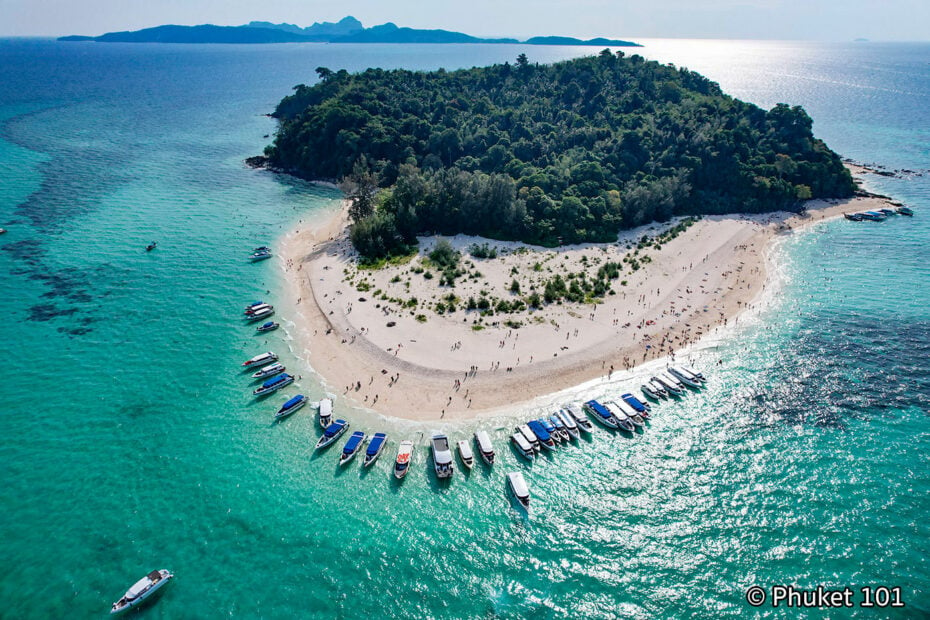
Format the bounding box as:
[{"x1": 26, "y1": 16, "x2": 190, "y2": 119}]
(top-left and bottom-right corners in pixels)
[
  {"x1": 316, "y1": 419, "x2": 349, "y2": 450},
  {"x1": 516, "y1": 424, "x2": 541, "y2": 452},
  {"x1": 653, "y1": 373, "x2": 684, "y2": 396},
  {"x1": 507, "y1": 472, "x2": 530, "y2": 510},
  {"x1": 243, "y1": 303, "x2": 273, "y2": 316},
  {"x1": 669, "y1": 366, "x2": 703, "y2": 389},
  {"x1": 610, "y1": 400, "x2": 644, "y2": 428},
  {"x1": 681, "y1": 364, "x2": 706, "y2": 383},
  {"x1": 641, "y1": 382, "x2": 664, "y2": 401},
  {"x1": 649, "y1": 378, "x2": 671, "y2": 398},
  {"x1": 511, "y1": 433, "x2": 535, "y2": 460},
  {"x1": 246, "y1": 307, "x2": 275, "y2": 322},
  {"x1": 474, "y1": 430, "x2": 495, "y2": 465},
  {"x1": 583, "y1": 400, "x2": 620, "y2": 429},
  {"x1": 394, "y1": 440, "x2": 414, "y2": 479},
  {"x1": 318, "y1": 397, "x2": 333, "y2": 428},
  {"x1": 556, "y1": 409, "x2": 580, "y2": 439},
  {"x1": 564, "y1": 403, "x2": 594, "y2": 433},
  {"x1": 457, "y1": 440, "x2": 475, "y2": 470},
  {"x1": 604, "y1": 401, "x2": 637, "y2": 432},
  {"x1": 110, "y1": 569, "x2": 173, "y2": 615},
  {"x1": 242, "y1": 351, "x2": 278, "y2": 368},
  {"x1": 431, "y1": 434, "x2": 454, "y2": 478},
  {"x1": 251, "y1": 362, "x2": 285, "y2": 379}
]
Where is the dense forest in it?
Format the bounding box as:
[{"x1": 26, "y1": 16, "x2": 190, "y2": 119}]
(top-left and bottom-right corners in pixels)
[{"x1": 264, "y1": 51, "x2": 855, "y2": 258}]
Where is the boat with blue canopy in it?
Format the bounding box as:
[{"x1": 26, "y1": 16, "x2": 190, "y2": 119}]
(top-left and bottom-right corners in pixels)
[
  {"x1": 339, "y1": 431, "x2": 367, "y2": 466},
  {"x1": 549, "y1": 414, "x2": 571, "y2": 442},
  {"x1": 275, "y1": 394, "x2": 307, "y2": 420},
  {"x1": 621, "y1": 392, "x2": 651, "y2": 416},
  {"x1": 253, "y1": 373, "x2": 294, "y2": 396},
  {"x1": 256, "y1": 321, "x2": 279, "y2": 333},
  {"x1": 364, "y1": 433, "x2": 388, "y2": 467},
  {"x1": 316, "y1": 419, "x2": 349, "y2": 449},
  {"x1": 527, "y1": 420, "x2": 557, "y2": 450},
  {"x1": 583, "y1": 400, "x2": 619, "y2": 428}
]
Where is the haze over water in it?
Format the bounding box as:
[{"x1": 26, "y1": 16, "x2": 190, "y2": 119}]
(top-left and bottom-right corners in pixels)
[{"x1": 0, "y1": 39, "x2": 927, "y2": 617}]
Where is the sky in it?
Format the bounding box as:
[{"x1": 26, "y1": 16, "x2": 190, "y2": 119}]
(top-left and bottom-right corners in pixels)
[{"x1": 1, "y1": 0, "x2": 928, "y2": 40}]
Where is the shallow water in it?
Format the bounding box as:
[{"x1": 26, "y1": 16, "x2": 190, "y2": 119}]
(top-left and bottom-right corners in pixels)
[{"x1": 0, "y1": 39, "x2": 927, "y2": 617}]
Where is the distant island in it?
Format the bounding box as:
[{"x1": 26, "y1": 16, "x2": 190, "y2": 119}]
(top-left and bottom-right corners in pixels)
[
  {"x1": 58, "y1": 16, "x2": 640, "y2": 47},
  {"x1": 261, "y1": 51, "x2": 855, "y2": 259}
]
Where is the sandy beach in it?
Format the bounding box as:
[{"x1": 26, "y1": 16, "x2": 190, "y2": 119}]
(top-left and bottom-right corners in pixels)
[{"x1": 279, "y1": 172, "x2": 894, "y2": 421}]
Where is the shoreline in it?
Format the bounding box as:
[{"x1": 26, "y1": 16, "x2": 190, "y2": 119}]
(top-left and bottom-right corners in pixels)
[{"x1": 279, "y1": 184, "x2": 896, "y2": 422}]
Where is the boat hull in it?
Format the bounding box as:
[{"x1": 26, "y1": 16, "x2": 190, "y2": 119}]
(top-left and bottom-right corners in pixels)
[{"x1": 275, "y1": 400, "x2": 306, "y2": 420}]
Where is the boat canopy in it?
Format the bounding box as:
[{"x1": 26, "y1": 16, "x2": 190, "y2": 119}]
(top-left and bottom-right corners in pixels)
[
  {"x1": 367, "y1": 433, "x2": 387, "y2": 455},
  {"x1": 344, "y1": 432, "x2": 365, "y2": 452},
  {"x1": 507, "y1": 472, "x2": 529, "y2": 497},
  {"x1": 324, "y1": 420, "x2": 347, "y2": 436},
  {"x1": 262, "y1": 375, "x2": 288, "y2": 388},
  {"x1": 475, "y1": 430, "x2": 494, "y2": 454},
  {"x1": 125, "y1": 573, "x2": 159, "y2": 599},
  {"x1": 585, "y1": 400, "x2": 611, "y2": 418},
  {"x1": 512, "y1": 433, "x2": 533, "y2": 452},
  {"x1": 621, "y1": 393, "x2": 647, "y2": 412},
  {"x1": 527, "y1": 420, "x2": 551, "y2": 441},
  {"x1": 282, "y1": 395, "x2": 304, "y2": 409}
]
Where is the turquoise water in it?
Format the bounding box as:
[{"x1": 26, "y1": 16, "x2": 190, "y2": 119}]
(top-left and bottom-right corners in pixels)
[{"x1": 0, "y1": 39, "x2": 928, "y2": 618}]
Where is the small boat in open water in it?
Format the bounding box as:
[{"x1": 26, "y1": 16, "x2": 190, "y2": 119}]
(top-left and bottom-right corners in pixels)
[
  {"x1": 431, "y1": 434, "x2": 454, "y2": 478},
  {"x1": 110, "y1": 569, "x2": 173, "y2": 615},
  {"x1": 394, "y1": 440, "x2": 414, "y2": 479},
  {"x1": 253, "y1": 373, "x2": 294, "y2": 397},
  {"x1": 251, "y1": 362, "x2": 285, "y2": 379},
  {"x1": 275, "y1": 394, "x2": 306, "y2": 420},
  {"x1": 145, "y1": 241, "x2": 157, "y2": 252},
  {"x1": 457, "y1": 440, "x2": 475, "y2": 469},
  {"x1": 340, "y1": 431, "x2": 367, "y2": 466},
  {"x1": 474, "y1": 430, "x2": 495, "y2": 465},
  {"x1": 256, "y1": 321, "x2": 279, "y2": 333},
  {"x1": 316, "y1": 419, "x2": 349, "y2": 450},
  {"x1": 364, "y1": 433, "x2": 387, "y2": 467},
  {"x1": 507, "y1": 472, "x2": 530, "y2": 510},
  {"x1": 318, "y1": 397, "x2": 333, "y2": 428},
  {"x1": 242, "y1": 351, "x2": 277, "y2": 368}
]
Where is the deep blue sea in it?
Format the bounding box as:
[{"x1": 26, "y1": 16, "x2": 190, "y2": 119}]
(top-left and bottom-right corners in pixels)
[{"x1": 0, "y1": 38, "x2": 927, "y2": 618}]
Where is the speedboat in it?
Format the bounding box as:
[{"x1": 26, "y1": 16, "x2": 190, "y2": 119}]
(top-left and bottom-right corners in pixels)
[
  {"x1": 507, "y1": 472, "x2": 530, "y2": 510},
  {"x1": 897, "y1": 206, "x2": 914, "y2": 216},
  {"x1": 246, "y1": 307, "x2": 275, "y2": 322},
  {"x1": 339, "y1": 431, "x2": 367, "y2": 466},
  {"x1": 844, "y1": 213, "x2": 863, "y2": 221},
  {"x1": 394, "y1": 440, "x2": 414, "y2": 479},
  {"x1": 253, "y1": 246, "x2": 271, "y2": 253},
  {"x1": 318, "y1": 397, "x2": 333, "y2": 428},
  {"x1": 145, "y1": 241, "x2": 157, "y2": 252},
  {"x1": 457, "y1": 440, "x2": 475, "y2": 470},
  {"x1": 253, "y1": 373, "x2": 294, "y2": 396},
  {"x1": 516, "y1": 424, "x2": 541, "y2": 452},
  {"x1": 648, "y1": 378, "x2": 670, "y2": 398},
  {"x1": 110, "y1": 569, "x2": 173, "y2": 615},
  {"x1": 878, "y1": 208, "x2": 896, "y2": 217},
  {"x1": 256, "y1": 321, "x2": 279, "y2": 333},
  {"x1": 431, "y1": 434, "x2": 454, "y2": 478},
  {"x1": 250, "y1": 250, "x2": 272, "y2": 261},
  {"x1": 364, "y1": 433, "x2": 387, "y2": 467},
  {"x1": 564, "y1": 403, "x2": 594, "y2": 433},
  {"x1": 511, "y1": 433, "x2": 535, "y2": 460},
  {"x1": 474, "y1": 430, "x2": 495, "y2": 465},
  {"x1": 610, "y1": 400, "x2": 644, "y2": 429},
  {"x1": 242, "y1": 351, "x2": 278, "y2": 368},
  {"x1": 621, "y1": 392, "x2": 651, "y2": 417},
  {"x1": 316, "y1": 419, "x2": 349, "y2": 449},
  {"x1": 653, "y1": 373, "x2": 684, "y2": 396},
  {"x1": 668, "y1": 366, "x2": 703, "y2": 389},
  {"x1": 555, "y1": 410, "x2": 580, "y2": 439},
  {"x1": 583, "y1": 400, "x2": 619, "y2": 429},
  {"x1": 244, "y1": 303, "x2": 273, "y2": 316},
  {"x1": 547, "y1": 415, "x2": 571, "y2": 443},
  {"x1": 681, "y1": 364, "x2": 706, "y2": 383},
  {"x1": 604, "y1": 401, "x2": 637, "y2": 432},
  {"x1": 641, "y1": 382, "x2": 663, "y2": 401},
  {"x1": 275, "y1": 394, "x2": 306, "y2": 420},
  {"x1": 251, "y1": 362, "x2": 285, "y2": 379},
  {"x1": 860, "y1": 211, "x2": 886, "y2": 221}
]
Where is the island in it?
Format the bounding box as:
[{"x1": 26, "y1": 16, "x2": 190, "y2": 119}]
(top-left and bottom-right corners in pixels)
[
  {"x1": 262, "y1": 52, "x2": 884, "y2": 420},
  {"x1": 58, "y1": 16, "x2": 640, "y2": 47}
]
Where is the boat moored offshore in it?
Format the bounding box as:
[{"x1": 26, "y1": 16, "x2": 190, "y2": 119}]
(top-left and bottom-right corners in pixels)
[
  {"x1": 339, "y1": 431, "x2": 367, "y2": 466},
  {"x1": 275, "y1": 394, "x2": 307, "y2": 420},
  {"x1": 251, "y1": 362, "x2": 285, "y2": 379},
  {"x1": 256, "y1": 321, "x2": 279, "y2": 333},
  {"x1": 242, "y1": 351, "x2": 278, "y2": 368},
  {"x1": 620, "y1": 392, "x2": 651, "y2": 417},
  {"x1": 668, "y1": 366, "x2": 703, "y2": 389},
  {"x1": 564, "y1": 403, "x2": 594, "y2": 433},
  {"x1": 555, "y1": 409, "x2": 580, "y2": 439},
  {"x1": 318, "y1": 397, "x2": 333, "y2": 428},
  {"x1": 394, "y1": 440, "x2": 414, "y2": 479},
  {"x1": 604, "y1": 401, "x2": 637, "y2": 432},
  {"x1": 583, "y1": 399, "x2": 620, "y2": 429},
  {"x1": 364, "y1": 433, "x2": 387, "y2": 467},
  {"x1": 253, "y1": 373, "x2": 294, "y2": 396},
  {"x1": 474, "y1": 430, "x2": 495, "y2": 465},
  {"x1": 110, "y1": 570, "x2": 173, "y2": 615},
  {"x1": 431, "y1": 434, "x2": 454, "y2": 478},
  {"x1": 507, "y1": 472, "x2": 530, "y2": 510},
  {"x1": 511, "y1": 433, "x2": 535, "y2": 460},
  {"x1": 457, "y1": 440, "x2": 475, "y2": 469},
  {"x1": 516, "y1": 424, "x2": 541, "y2": 452}
]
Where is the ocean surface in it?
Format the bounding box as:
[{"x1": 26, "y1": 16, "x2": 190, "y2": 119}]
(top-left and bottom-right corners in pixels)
[{"x1": 0, "y1": 38, "x2": 928, "y2": 618}]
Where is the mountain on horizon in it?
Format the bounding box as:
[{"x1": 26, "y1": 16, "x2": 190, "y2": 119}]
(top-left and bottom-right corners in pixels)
[{"x1": 58, "y1": 16, "x2": 640, "y2": 47}]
